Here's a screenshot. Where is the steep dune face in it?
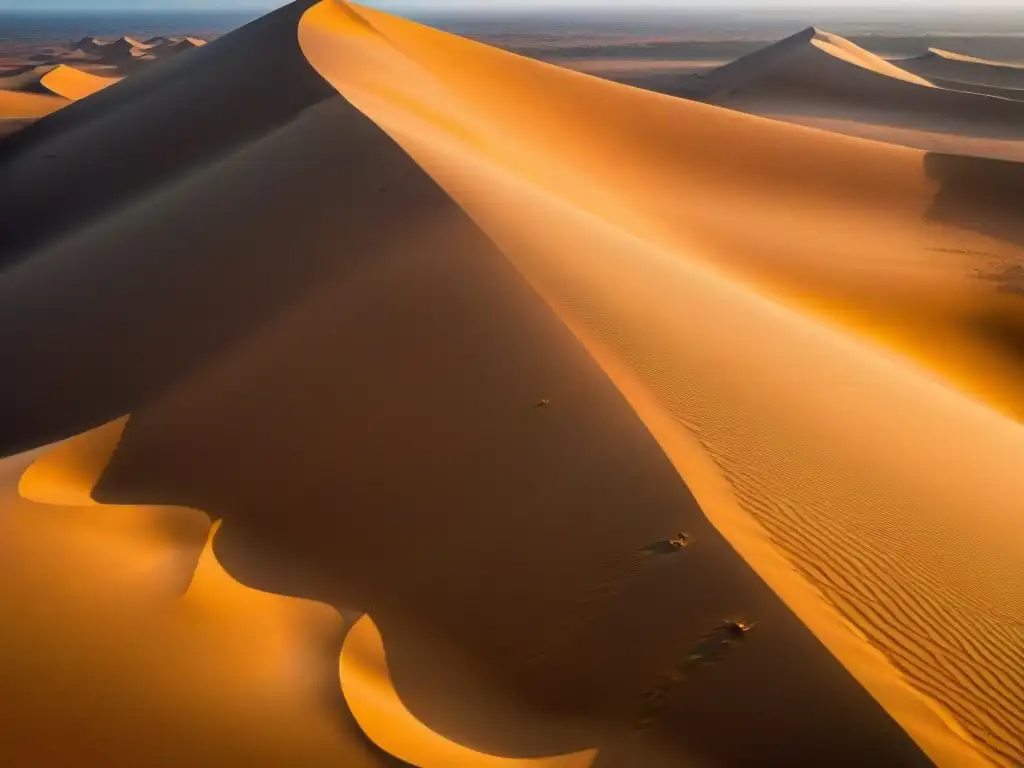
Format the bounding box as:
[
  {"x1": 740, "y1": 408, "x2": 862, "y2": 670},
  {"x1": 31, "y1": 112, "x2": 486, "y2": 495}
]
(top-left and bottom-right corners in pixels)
[
  {"x1": 300, "y1": 2, "x2": 1024, "y2": 764},
  {"x1": 695, "y1": 28, "x2": 1024, "y2": 158}
]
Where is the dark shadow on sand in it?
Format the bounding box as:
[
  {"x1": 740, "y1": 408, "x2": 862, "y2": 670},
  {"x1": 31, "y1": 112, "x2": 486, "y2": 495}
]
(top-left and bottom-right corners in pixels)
[
  {"x1": 0, "y1": 0, "x2": 334, "y2": 271},
  {"x1": 924, "y1": 151, "x2": 1024, "y2": 247}
]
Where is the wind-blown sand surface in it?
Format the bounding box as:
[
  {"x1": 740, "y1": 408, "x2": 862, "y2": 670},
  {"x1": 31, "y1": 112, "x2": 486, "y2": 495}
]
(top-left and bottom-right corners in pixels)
[
  {"x1": 0, "y1": 1, "x2": 1022, "y2": 766},
  {"x1": 694, "y1": 28, "x2": 1024, "y2": 160}
]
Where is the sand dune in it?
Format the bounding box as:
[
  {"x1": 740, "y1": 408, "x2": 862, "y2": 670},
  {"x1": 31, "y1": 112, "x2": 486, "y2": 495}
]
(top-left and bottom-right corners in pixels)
[
  {"x1": 299, "y1": 2, "x2": 1024, "y2": 764},
  {"x1": 1, "y1": 0, "x2": 1022, "y2": 766},
  {"x1": 694, "y1": 28, "x2": 1024, "y2": 158},
  {"x1": 1, "y1": 422, "x2": 396, "y2": 767},
  {"x1": 341, "y1": 615, "x2": 597, "y2": 767},
  {"x1": 38, "y1": 64, "x2": 119, "y2": 100},
  {"x1": 72, "y1": 37, "x2": 109, "y2": 55},
  {"x1": 0, "y1": 63, "x2": 118, "y2": 101},
  {"x1": 900, "y1": 48, "x2": 1024, "y2": 91},
  {"x1": 698, "y1": 26, "x2": 933, "y2": 94},
  {"x1": 0, "y1": 90, "x2": 66, "y2": 119}
]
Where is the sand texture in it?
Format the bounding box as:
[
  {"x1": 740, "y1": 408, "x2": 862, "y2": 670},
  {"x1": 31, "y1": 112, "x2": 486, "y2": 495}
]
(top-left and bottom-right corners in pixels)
[{"x1": 0, "y1": 1, "x2": 1021, "y2": 766}]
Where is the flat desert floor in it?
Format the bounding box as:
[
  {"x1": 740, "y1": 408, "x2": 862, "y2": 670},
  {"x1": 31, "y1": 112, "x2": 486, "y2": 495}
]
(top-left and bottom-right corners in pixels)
[{"x1": 0, "y1": 2, "x2": 1021, "y2": 767}]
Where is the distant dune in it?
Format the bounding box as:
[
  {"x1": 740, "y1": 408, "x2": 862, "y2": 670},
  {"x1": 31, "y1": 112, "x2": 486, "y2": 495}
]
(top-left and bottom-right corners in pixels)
[
  {"x1": 0, "y1": 63, "x2": 119, "y2": 100},
  {"x1": 900, "y1": 47, "x2": 1024, "y2": 90},
  {"x1": 0, "y1": 1, "x2": 1021, "y2": 767},
  {"x1": 695, "y1": 27, "x2": 1024, "y2": 159}
]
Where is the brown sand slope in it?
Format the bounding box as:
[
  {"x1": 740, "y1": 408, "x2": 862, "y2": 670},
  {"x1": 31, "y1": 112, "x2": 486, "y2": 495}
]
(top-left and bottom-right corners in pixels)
[
  {"x1": 0, "y1": 1, "x2": 948, "y2": 767},
  {"x1": 300, "y1": 1, "x2": 1024, "y2": 764},
  {"x1": 695, "y1": 28, "x2": 1024, "y2": 158},
  {"x1": 900, "y1": 48, "x2": 1024, "y2": 91}
]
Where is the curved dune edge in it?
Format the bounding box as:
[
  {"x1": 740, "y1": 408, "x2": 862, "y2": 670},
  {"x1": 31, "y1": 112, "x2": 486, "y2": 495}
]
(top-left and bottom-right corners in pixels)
[
  {"x1": 298, "y1": 3, "x2": 1018, "y2": 765},
  {"x1": 809, "y1": 29, "x2": 933, "y2": 86},
  {"x1": 14, "y1": 420, "x2": 598, "y2": 768},
  {"x1": 926, "y1": 49, "x2": 1024, "y2": 69},
  {"x1": 39, "y1": 64, "x2": 120, "y2": 101},
  {"x1": 341, "y1": 616, "x2": 597, "y2": 768}
]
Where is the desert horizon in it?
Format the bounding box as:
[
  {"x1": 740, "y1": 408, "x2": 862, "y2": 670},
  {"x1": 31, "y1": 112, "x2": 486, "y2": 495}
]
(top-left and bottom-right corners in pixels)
[{"x1": 0, "y1": 1, "x2": 1021, "y2": 767}]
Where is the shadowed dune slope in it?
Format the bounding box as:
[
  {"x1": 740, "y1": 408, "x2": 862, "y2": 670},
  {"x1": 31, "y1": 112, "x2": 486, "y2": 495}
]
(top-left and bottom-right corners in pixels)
[
  {"x1": 0, "y1": 0, "x2": 335, "y2": 270},
  {"x1": 696, "y1": 26, "x2": 933, "y2": 97},
  {"x1": 8, "y1": 419, "x2": 597, "y2": 767},
  {"x1": 299, "y1": 2, "x2": 1024, "y2": 764},
  {"x1": 0, "y1": 2, "x2": 943, "y2": 767},
  {"x1": 693, "y1": 28, "x2": 1024, "y2": 158}
]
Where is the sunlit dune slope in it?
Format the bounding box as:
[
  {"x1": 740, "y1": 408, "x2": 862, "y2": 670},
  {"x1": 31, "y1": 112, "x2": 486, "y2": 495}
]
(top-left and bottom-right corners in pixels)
[
  {"x1": 0, "y1": 90, "x2": 67, "y2": 119},
  {"x1": 900, "y1": 48, "x2": 1024, "y2": 91},
  {"x1": 299, "y1": 2, "x2": 1024, "y2": 764},
  {"x1": 692, "y1": 28, "x2": 1024, "y2": 158},
  {"x1": 1, "y1": 422, "x2": 392, "y2": 767},
  {"x1": 39, "y1": 64, "x2": 120, "y2": 100},
  {"x1": 0, "y1": 64, "x2": 118, "y2": 101}
]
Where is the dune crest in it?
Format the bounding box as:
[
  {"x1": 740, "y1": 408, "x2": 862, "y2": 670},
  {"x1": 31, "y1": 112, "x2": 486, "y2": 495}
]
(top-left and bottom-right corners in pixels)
[
  {"x1": 0, "y1": 63, "x2": 118, "y2": 102},
  {"x1": 0, "y1": 422, "x2": 394, "y2": 766},
  {"x1": 898, "y1": 48, "x2": 1024, "y2": 93},
  {"x1": 38, "y1": 64, "x2": 120, "y2": 100},
  {"x1": 300, "y1": 2, "x2": 1024, "y2": 764},
  {"x1": 8, "y1": 418, "x2": 599, "y2": 767},
  {"x1": 694, "y1": 27, "x2": 1024, "y2": 159},
  {"x1": 342, "y1": 616, "x2": 598, "y2": 767},
  {"x1": 696, "y1": 26, "x2": 932, "y2": 100}
]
